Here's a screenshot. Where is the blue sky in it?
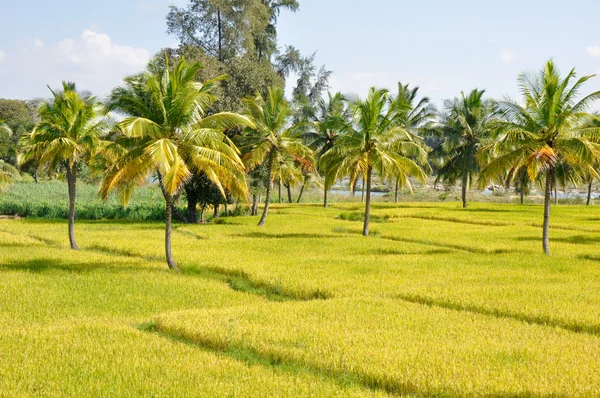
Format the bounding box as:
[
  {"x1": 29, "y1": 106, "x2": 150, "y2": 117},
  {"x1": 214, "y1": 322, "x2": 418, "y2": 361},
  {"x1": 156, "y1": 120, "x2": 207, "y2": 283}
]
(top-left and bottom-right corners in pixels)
[{"x1": 1, "y1": 0, "x2": 600, "y2": 105}]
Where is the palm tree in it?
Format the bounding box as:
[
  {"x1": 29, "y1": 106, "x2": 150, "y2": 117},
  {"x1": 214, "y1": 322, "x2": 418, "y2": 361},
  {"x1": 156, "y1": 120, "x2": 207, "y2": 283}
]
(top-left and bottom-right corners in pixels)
[
  {"x1": 304, "y1": 91, "x2": 348, "y2": 207},
  {"x1": 389, "y1": 82, "x2": 435, "y2": 202},
  {"x1": 0, "y1": 120, "x2": 20, "y2": 191},
  {"x1": 432, "y1": 89, "x2": 500, "y2": 208},
  {"x1": 19, "y1": 83, "x2": 111, "y2": 249},
  {"x1": 479, "y1": 60, "x2": 600, "y2": 255},
  {"x1": 320, "y1": 87, "x2": 429, "y2": 236},
  {"x1": 240, "y1": 86, "x2": 313, "y2": 226},
  {"x1": 102, "y1": 56, "x2": 252, "y2": 270}
]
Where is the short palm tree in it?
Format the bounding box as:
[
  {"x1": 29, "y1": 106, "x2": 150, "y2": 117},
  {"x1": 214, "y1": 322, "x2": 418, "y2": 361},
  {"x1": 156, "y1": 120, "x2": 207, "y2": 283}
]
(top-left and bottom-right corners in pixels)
[
  {"x1": 321, "y1": 87, "x2": 429, "y2": 236},
  {"x1": 0, "y1": 120, "x2": 20, "y2": 191},
  {"x1": 304, "y1": 91, "x2": 348, "y2": 207},
  {"x1": 479, "y1": 60, "x2": 600, "y2": 255},
  {"x1": 102, "y1": 57, "x2": 252, "y2": 270},
  {"x1": 389, "y1": 82, "x2": 435, "y2": 202},
  {"x1": 19, "y1": 82, "x2": 111, "y2": 249},
  {"x1": 432, "y1": 89, "x2": 500, "y2": 208},
  {"x1": 241, "y1": 86, "x2": 313, "y2": 226}
]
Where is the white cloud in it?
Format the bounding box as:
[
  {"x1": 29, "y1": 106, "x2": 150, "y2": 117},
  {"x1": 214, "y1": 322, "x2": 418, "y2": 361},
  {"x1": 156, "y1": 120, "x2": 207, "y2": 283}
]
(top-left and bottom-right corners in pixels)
[
  {"x1": 59, "y1": 30, "x2": 150, "y2": 68},
  {"x1": 0, "y1": 50, "x2": 6, "y2": 64},
  {"x1": 31, "y1": 38, "x2": 44, "y2": 49},
  {"x1": 586, "y1": 46, "x2": 600, "y2": 57},
  {"x1": 0, "y1": 30, "x2": 151, "y2": 99},
  {"x1": 501, "y1": 50, "x2": 515, "y2": 64}
]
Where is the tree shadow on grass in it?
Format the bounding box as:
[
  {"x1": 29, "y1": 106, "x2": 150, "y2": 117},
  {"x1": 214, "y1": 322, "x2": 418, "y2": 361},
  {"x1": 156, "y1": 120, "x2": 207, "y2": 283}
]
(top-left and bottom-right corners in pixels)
[
  {"x1": 234, "y1": 232, "x2": 339, "y2": 239},
  {"x1": 146, "y1": 322, "x2": 570, "y2": 398},
  {"x1": 515, "y1": 235, "x2": 600, "y2": 245},
  {"x1": 0, "y1": 258, "x2": 147, "y2": 274}
]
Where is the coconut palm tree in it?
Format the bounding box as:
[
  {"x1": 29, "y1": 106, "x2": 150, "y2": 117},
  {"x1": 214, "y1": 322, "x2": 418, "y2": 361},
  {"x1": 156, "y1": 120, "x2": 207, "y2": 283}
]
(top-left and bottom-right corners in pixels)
[
  {"x1": 19, "y1": 83, "x2": 111, "y2": 249},
  {"x1": 304, "y1": 91, "x2": 348, "y2": 207},
  {"x1": 240, "y1": 86, "x2": 313, "y2": 226},
  {"x1": 389, "y1": 82, "x2": 435, "y2": 202},
  {"x1": 432, "y1": 89, "x2": 500, "y2": 208},
  {"x1": 320, "y1": 87, "x2": 429, "y2": 236},
  {"x1": 0, "y1": 120, "x2": 20, "y2": 191},
  {"x1": 101, "y1": 56, "x2": 252, "y2": 270},
  {"x1": 479, "y1": 60, "x2": 600, "y2": 255}
]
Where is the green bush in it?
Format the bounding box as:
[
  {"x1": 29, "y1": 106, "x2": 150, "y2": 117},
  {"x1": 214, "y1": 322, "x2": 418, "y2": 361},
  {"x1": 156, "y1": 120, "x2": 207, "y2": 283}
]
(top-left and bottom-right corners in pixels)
[{"x1": 0, "y1": 181, "x2": 174, "y2": 221}]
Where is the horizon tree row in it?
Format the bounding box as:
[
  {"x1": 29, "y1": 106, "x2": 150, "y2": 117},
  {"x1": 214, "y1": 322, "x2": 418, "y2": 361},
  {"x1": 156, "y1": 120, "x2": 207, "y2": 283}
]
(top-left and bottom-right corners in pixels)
[{"x1": 1, "y1": 58, "x2": 599, "y2": 268}]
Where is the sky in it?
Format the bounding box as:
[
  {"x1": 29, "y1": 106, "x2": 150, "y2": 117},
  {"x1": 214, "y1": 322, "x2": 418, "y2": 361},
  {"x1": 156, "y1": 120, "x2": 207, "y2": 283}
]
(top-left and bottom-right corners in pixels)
[{"x1": 1, "y1": 0, "x2": 600, "y2": 106}]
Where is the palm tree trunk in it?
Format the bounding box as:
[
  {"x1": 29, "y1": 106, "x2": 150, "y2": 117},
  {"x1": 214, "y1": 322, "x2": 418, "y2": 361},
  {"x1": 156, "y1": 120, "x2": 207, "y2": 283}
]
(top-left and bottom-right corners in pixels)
[
  {"x1": 200, "y1": 205, "x2": 206, "y2": 223},
  {"x1": 164, "y1": 193, "x2": 179, "y2": 271},
  {"x1": 520, "y1": 189, "x2": 524, "y2": 204},
  {"x1": 286, "y1": 183, "x2": 292, "y2": 203},
  {"x1": 394, "y1": 178, "x2": 399, "y2": 203},
  {"x1": 587, "y1": 181, "x2": 593, "y2": 206},
  {"x1": 543, "y1": 170, "x2": 553, "y2": 255},
  {"x1": 297, "y1": 183, "x2": 305, "y2": 203},
  {"x1": 278, "y1": 179, "x2": 282, "y2": 204},
  {"x1": 258, "y1": 151, "x2": 274, "y2": 226},
  {"x1": 217, "y1": 10, "x2": 223, "y2": 62},
  {"x1": 361, "y1": 177, "x2": 365, "y2": 203},
  {"x1": 65, "y1": 163, "x2": 78, "y2": 250},
  {"x1": 461, "y1": 170, "x2": 468, "y2": 208},
  {"x1": 363, "y1": 166, "x2": 373, "y2": 236},
  {"x1": 157, "y1": 170, "x2": 187, "y2": 222},
  {"x1": 252, "y1": 194, "x2": 259, "y2": 215},
  {"x1": 187, "y1": 194, "x2": 198, "y2": 223},
  {"x1": 323, "y1": 185, "x2": 328, "y2": 207},
  {"x1": 213, "y1": 204, "x2": 219, "y2": 218}
]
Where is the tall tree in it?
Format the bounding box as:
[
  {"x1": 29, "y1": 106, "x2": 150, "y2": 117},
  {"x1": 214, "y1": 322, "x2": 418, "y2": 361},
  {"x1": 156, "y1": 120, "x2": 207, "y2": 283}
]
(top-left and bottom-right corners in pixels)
[
  {"x1": 167, "y1": 0, "x2": 246, "y2": 62},
  {"x1": 320, "y1": 87, "x2": 429, "y2": 236},
  {"x1": 19, "y1": 83, "x2": 111, "y2": 249},
  {"x1": 166, "y1": 0, "x2": 298, "y2": 61},
  {"x1": 479, "y1": 60, "x2": 600, "y2": 255},
  {"x1": 240, "y1": 86, "x2": 313, "y2": 226},
  {"x1": 389, "y1": 82, "x2": 435, "y2": 202},
  {"x1": 102, "y1": 57, "x2": 252, "y2": 269},
  {"x1": 432, "y1": 89, "x2": 500, "y2": 208},
  {"x1": 254, "y1": 1, "x2": 299, "y2": 61}
]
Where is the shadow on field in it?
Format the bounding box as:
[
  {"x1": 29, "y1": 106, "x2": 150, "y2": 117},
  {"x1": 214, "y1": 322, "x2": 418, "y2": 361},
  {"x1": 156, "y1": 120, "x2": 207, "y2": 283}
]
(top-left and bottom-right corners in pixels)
[
  {"x1": 87, "y1": 244, "x2": 162, "y2": 262},
  {"x1": 515, "y1": 235, "x2": 600, "y2": 245},
  {"x1": 364, "y1": 248, "x2": 453, "y2": 256},
  {"x1": 0, "y1": 258, "x2": 143, "y2": 273},
  {"x1": 146, "y1": 321, "x2": 569, "y2": 398},
  {"x1": 183, "y1": 265, "x2": 330, "y2": 301},
  {"x1": 234, "y1": 232, "x2": 338, "y2": 239},
  {"x1": 396, "y1": 293, "x2": 600, "y2": 336},
  {"x1": 145, "y1": 322, "x2": 427, "y2": 397}
]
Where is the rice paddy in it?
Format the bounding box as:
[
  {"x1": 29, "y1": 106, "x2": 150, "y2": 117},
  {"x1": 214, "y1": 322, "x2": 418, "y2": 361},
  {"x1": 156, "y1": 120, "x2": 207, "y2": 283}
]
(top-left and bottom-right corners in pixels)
[{"x1": 1, "y1": 202, "x2": 600, "y2": 396}]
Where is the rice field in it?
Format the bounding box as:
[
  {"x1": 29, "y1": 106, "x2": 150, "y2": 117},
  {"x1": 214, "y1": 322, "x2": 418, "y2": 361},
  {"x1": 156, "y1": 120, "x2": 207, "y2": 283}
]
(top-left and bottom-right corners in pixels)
[{"x1": 1, "y1": 202, "x2": 600, "y2": 396}]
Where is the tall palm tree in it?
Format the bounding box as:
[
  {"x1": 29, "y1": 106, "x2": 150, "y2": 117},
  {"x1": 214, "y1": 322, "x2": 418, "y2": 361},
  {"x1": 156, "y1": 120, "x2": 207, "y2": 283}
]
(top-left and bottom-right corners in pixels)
[
  {"x1": 320, "y1": 87, "x2": 429, "y2": 236},
  {"x1": 432, "y1": 89, "x2": 500, "y2": 208},
  {"x1": 0, "y1": 120, "x2": 20, "y2": 191},
  {"x1": 102, "y1": 56, "x2": 252, "y2": 270},
  {"x1": 479, "y1": 60, "x2": 600, "y2": 255},
  {"x1": 389, "y1": 82, "x2": 435, "y2": 202},
  {"x1": 19, "y1": 82, "x2": 111, "y2": 249},
  {"x1": 304, "y1": 91, "x2": 348, "y2": 207},
  {"x1": 241, "y1": 86, "x2": 313, "y2": 226}
]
